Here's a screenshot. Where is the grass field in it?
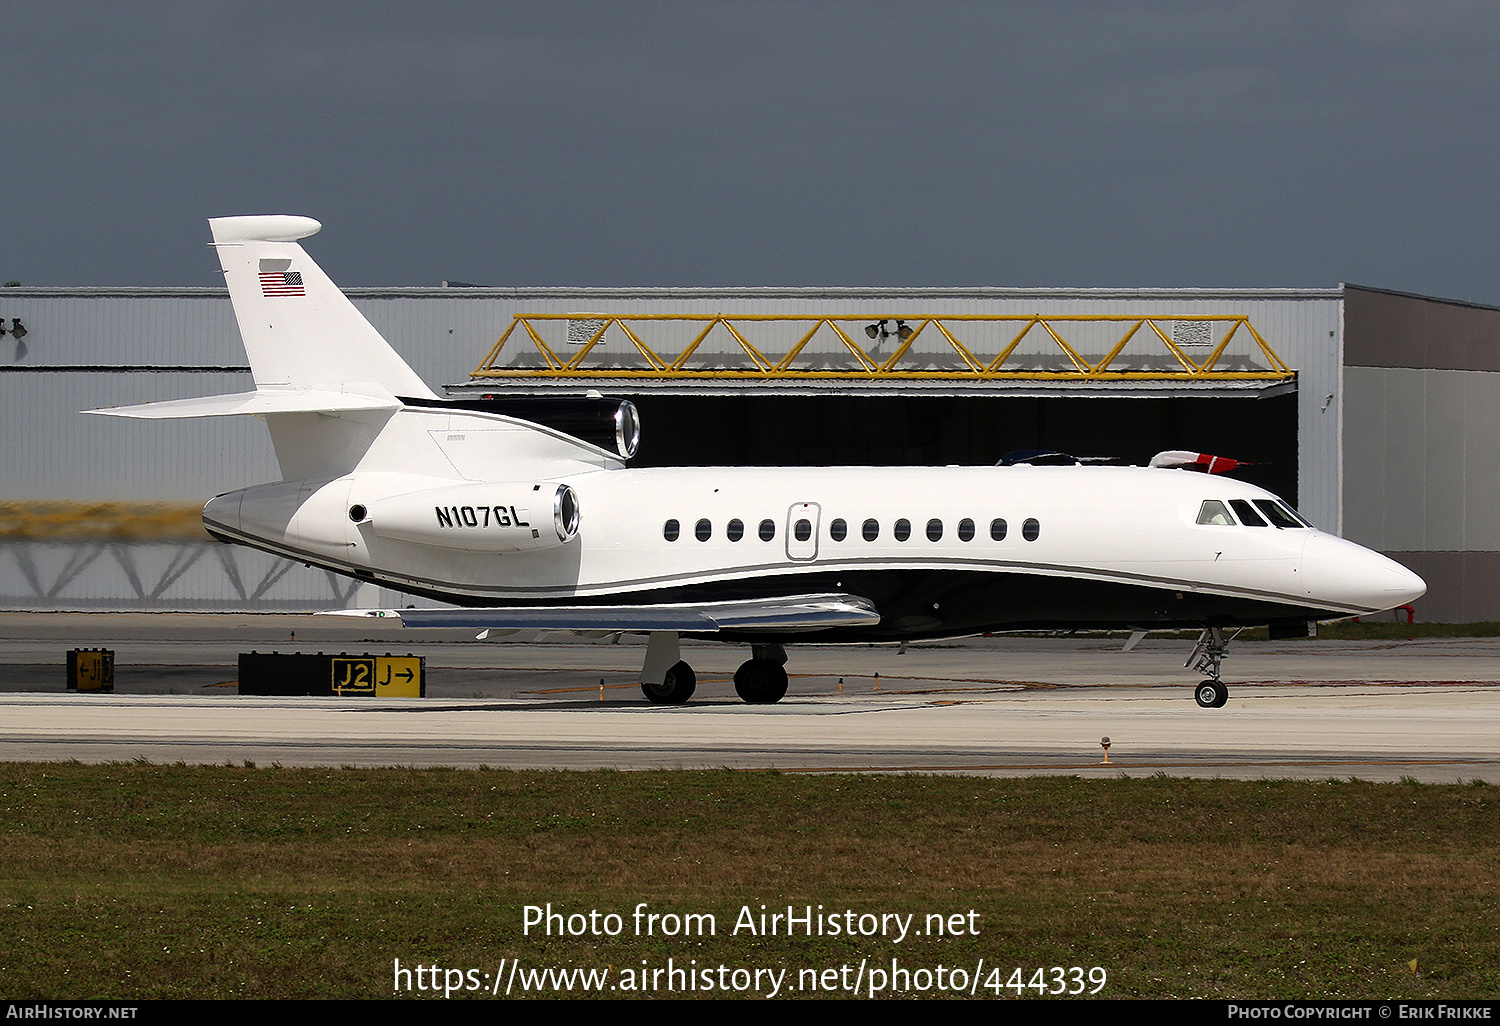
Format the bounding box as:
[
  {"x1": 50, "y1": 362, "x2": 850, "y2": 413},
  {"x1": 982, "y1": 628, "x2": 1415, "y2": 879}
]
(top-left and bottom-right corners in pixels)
[{"x1": 1, "y1": 763, "x2": 1496, "y2": 1000}]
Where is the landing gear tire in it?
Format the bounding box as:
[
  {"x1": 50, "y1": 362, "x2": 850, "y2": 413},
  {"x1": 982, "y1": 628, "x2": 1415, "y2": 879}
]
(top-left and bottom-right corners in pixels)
[
  {"x1": 1194, "y1": 679, "x2": 1228, "y2": 709},
  {"x1": 734, "y1": 658, "x2": 788, "y2": 704},
  {"x1": 642, "y1": 661, "x2": 696, "y2": 704}
]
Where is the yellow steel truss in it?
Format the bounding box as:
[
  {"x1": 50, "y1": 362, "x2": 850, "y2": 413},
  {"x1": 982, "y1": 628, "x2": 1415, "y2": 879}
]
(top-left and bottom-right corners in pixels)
[{"x1": 472, "y1": 314, "x2": 1295, "y2": 382}]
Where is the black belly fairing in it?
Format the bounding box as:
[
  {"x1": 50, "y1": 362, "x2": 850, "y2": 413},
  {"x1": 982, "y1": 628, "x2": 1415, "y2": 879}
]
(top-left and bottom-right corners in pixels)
[{"x1": 428, "y1": 566, "x2": 1330, "y2": 641}]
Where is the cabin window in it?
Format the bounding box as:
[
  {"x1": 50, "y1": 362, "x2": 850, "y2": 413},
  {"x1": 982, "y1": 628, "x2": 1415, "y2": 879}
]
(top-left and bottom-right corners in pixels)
[
  {"x1": 794, "y1": 519, "x2": 812, "y2": 542},
  {"x1": 958, "y1": 518, "x2": 975, "y2": 542},
  {"x1": 829, "y1": 518, "x2": 847, "y2": 541},
  {"x1": 863, "y1": 518, "x2": 879, "y2": 541},
  {"x1": 727, "y1": 518, "x2": 744, "y2": 541},
  {"x1": 1196, "y1": 500, "x2": 1235, "y2": 526},
  {"x1": 759, "y1": 519, "x2": 776, "y2": 541},
  {"x1": 894, "y1": 519, "x2": 911, "y2": 542},
  {"x1": 926, "y1": 518, "x2": 943, "y2": 542},
  {"x1": 1229, "y1": 499, "x2": 1267, "y2": 527},
  {"x1": 1022, "y1": 518, "x2": 1040, "y2": 541},
  {"x1": 990, "y1": 518, "x2": 1007, "y2": 541},
  {"x1": 1254, "y1": 499, "x2": 1305, "y2": 529},
  {"x1": 695, "y1": 518, "x2": 712, "y2": 541},
  {"x1": 663, "y1": 519, "x2": 680, "y2": 541}
]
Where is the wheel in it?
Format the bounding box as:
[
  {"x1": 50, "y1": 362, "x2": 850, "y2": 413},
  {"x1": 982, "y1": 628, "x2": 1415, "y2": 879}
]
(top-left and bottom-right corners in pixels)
[
  {"x1": 734, "y1": 658, "x2": 789, "y2": 704},
  {"x1": 1194, "y1": 679, "x2": 1225, "y2": 709},
  {"x1": 642, "y1": 661, "x2": 695, "y2": 704},
  {"x1": 1213, "y1": 683, "x2": 1229, "y2": 708}
]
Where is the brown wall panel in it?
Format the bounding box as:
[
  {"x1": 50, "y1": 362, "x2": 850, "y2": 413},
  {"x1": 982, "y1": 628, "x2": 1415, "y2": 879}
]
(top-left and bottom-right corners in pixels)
[{"x1": 1345, "y1": 286, "x2": 1500, "y2": 371}]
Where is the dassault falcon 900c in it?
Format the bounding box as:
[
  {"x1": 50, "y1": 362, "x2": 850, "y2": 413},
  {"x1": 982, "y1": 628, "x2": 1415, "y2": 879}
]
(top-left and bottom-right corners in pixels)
[{"x1": 90, "y1": 216, "x2": 1426, "y2": 708}]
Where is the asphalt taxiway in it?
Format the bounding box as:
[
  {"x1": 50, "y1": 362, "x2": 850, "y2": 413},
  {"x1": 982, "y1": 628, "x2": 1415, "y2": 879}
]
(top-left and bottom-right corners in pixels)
[{"x1": 1, "y1": 612, "x2": 1496, "y2": 780}]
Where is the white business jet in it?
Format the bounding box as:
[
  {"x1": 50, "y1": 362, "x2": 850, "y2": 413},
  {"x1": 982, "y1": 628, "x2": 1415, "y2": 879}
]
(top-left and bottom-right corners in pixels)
[{"x1": 90, "y1": 216, "x2": 1426, "y2": 708}]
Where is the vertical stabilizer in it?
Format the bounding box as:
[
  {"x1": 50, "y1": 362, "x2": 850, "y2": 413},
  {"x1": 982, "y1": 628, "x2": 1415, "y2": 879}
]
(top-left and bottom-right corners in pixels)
[{"x1": 209, "y1": 215, "x2": 437, "y2": 401}]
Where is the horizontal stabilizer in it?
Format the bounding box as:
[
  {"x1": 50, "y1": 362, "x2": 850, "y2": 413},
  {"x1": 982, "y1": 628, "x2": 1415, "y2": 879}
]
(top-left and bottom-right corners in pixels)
[
  {"x1": 327, "y1": 592, "x2": 881, "y2": 632},
  {"x1": 85, "y1": 389, "x2": 401, "y2": 419}
]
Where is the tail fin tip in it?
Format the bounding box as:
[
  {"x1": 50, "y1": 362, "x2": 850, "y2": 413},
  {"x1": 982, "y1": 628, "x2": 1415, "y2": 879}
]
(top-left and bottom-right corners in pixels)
[{"x1": 210, "y1": 215, "x2": 322, "y2": 245}]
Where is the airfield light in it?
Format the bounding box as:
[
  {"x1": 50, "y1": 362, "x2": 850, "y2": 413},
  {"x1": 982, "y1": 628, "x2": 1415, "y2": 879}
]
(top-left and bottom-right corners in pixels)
[
  {"x1": 1100, "y1": 736, "x2": 1112, "y2": 764},
  {"x1": 9, "y1": 319, "x2": 25, "y2": 340}
]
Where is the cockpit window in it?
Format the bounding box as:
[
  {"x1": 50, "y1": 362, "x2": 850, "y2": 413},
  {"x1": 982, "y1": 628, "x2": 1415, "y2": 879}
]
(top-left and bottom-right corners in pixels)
[
  {"x1": 1253, "y1": 499, "x2": 1305, "y2": 529},
  {"x1": 1196, "y1": 500, "x2": 1235, "y2": 526},
  {"x1": 1260, "y1": 504, "x2": 1308, "y2": 528},
  {"x1": 1229, "y1": 499, "x2": 1267, "y2": 527}
]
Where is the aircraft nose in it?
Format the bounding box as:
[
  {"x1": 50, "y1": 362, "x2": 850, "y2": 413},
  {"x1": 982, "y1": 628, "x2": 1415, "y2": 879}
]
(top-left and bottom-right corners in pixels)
[{"x1": 1302, "y1": 532, "x2": 1426, "y2": 613}]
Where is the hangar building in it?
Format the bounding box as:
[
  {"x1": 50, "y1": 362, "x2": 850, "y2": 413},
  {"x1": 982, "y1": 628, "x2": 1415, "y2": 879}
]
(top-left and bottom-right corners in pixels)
[{"x1": 0, "y1": 282, "x2": 1492, "y2": 620}]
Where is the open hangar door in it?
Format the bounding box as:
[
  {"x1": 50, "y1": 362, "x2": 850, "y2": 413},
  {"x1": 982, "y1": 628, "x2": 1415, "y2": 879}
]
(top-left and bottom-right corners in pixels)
[
  {"x1": 624, "y1": 392, "x2": 1300, "y2": 508},
  {"x1": 459, "y1": 307, "x2": 1310, "y2": 514}
]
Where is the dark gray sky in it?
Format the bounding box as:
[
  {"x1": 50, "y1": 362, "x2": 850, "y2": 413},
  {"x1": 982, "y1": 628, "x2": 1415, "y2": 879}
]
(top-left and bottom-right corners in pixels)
[{"x1": 6, "y1": 1, "x2": 1499, "y2": 301}]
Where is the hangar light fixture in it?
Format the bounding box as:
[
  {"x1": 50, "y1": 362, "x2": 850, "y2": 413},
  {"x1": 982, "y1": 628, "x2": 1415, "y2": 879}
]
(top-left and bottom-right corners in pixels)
[
  {"x1": 10, "y1": 318, "x2": 26, "y2": 340},
  {"x1": 863, "y1": 319, "x2": 915, "y2": 343}
]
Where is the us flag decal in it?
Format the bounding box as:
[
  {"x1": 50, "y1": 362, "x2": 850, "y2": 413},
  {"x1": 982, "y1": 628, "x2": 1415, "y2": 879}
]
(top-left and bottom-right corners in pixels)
[{"x1": 259, "y1": 271, "x2": 305, "y2": 297}]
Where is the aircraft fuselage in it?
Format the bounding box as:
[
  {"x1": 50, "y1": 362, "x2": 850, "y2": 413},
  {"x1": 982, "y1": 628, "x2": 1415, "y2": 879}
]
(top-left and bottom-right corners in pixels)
[{"x1": 203, "y1": 442, "x2": 1421, "y2": 641}]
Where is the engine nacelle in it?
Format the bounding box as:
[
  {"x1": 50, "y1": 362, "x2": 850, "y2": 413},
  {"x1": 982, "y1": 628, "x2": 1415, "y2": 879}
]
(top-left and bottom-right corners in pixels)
[
  {"x1": 401, "y1": 395, "x2": 641, "y2": 459},
  {"x1": 360, "y1": 482, "x2": 580, "y2": 552}
]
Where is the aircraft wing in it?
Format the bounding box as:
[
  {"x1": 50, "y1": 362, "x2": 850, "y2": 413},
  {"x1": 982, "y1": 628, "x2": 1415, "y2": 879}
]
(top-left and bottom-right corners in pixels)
[{"x1": 327, "y1": 592, "x2": 881, "y2": 632}]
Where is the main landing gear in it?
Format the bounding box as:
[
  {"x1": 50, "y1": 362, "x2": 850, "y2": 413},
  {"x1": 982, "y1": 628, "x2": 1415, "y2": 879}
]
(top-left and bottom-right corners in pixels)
[
  {"x1": 641, "y1": 660, "x2": 696, "y2": 704},
  {"x1": 1187, "y1": 627, "x2": 1233, "y2": 709},
  {"x1": 639, "y1": 631, "x2": 696, "y2": 703},
  {"x1": 637, "y1": 633, "x2": 790, "y2": 705},
  {"x1": 734, "y1": 644, "x2": 788, "y2": 704}
]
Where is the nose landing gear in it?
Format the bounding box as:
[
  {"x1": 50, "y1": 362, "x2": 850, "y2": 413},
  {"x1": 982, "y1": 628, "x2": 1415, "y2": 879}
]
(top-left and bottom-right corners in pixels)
[
  {"x1": 1188, "y1": 627, "x2": 1234, "y2": 709},
  {"x1": 1194, "y1": 678, "x2": 1228, "y2": 709}
]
